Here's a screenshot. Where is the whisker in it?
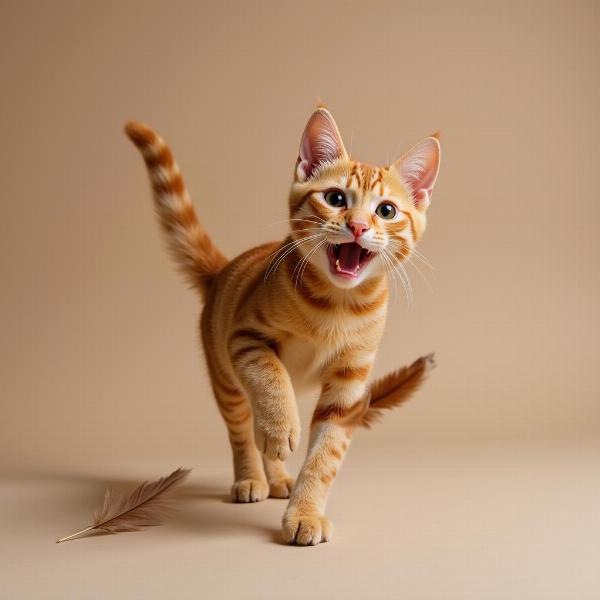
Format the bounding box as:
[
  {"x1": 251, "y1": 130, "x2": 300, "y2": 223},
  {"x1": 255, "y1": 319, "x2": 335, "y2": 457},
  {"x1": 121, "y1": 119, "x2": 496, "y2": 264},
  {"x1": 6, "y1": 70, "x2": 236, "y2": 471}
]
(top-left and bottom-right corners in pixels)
[
  {"x1": 293, "y1": 239, "x2": 327, "y2": 290},
  {"x1": 288, "y1": 227, "x2": 324, "y2": 234},
  {"x1": 289, "y1": 216, "x2": 326, "y2": 224},
  {"x1": 266, "y1": 235, "x2": 323, "y2": 279},
  {"x1": 396, "y1": 261, "x2": 414, "y2": 309},
  {"x1": 381, "y1": 246, "x2": 413, "y2": 309},
  {"x1": 263, "y1": 236, "x2": 306, "y2": 263},
  {"x1": 262, "y1": 216, "x2": 326, "y2": 232},
  {"x1": 291, "y1": 236, "x2": 320, "y2": 282},
  {"x1": 382, "y1": 248, "x2": 405, "y2": 305},
  {"x1": 384, "y1": 240, "x2": 433, "y2": 292},
  {"x1": 407, "y1": 247, "x2": 434, "y2": 270},
  {"x1": 378, "y1": 250, "x2": 398, "y2": 301},
  {"x1": 265, "y1": 235, "x2": 320, "y2": 277},
  {"x1": 387, "y1": 240, "x2": 434, "y2": 271},
  {"x1": 405, "y1": 256, "x2": 433, "y2": 293},
  {"x1": 263, "y1": 234, "x2": 322, "y2": 282}
]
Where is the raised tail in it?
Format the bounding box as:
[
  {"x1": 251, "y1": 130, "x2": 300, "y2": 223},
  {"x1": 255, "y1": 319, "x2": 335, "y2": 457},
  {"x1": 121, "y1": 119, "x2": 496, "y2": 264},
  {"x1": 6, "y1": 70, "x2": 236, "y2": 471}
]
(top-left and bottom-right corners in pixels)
[
  {"x1": 124, "y1": 121, "x2": 228, "y2": 300},
  {"x1": 358, "y1": 353, "x2": 436, "y2": 428}
]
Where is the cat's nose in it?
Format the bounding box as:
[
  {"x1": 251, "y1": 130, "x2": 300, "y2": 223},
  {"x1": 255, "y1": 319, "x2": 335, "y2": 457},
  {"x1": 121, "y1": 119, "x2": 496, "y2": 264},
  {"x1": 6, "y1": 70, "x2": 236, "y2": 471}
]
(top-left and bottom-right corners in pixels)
[{"x1": 348, "y1": 220, "x2": 370, "y2": 239}]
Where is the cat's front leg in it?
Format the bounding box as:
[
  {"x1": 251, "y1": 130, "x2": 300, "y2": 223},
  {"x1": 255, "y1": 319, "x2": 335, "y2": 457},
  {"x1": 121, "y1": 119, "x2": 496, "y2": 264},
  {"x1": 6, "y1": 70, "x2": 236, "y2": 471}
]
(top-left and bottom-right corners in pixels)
[
  {"x1": 229, "y1": 329, "x2": 300, "y2": 461},
  {"x1": 282, "y1": 355, "x2": 372, "y2": 545}
]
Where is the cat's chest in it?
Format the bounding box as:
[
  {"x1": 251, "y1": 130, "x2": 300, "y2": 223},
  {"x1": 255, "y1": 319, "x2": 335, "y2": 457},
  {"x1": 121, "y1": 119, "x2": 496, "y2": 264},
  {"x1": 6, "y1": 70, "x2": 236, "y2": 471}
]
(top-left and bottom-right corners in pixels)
[{"x1": 279, "y1": 337, "x2": 328, "y2": 395}]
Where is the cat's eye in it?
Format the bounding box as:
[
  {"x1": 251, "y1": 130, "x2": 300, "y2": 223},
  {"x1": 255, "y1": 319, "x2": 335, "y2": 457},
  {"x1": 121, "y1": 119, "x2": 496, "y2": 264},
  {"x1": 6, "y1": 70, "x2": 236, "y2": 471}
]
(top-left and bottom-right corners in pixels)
[
  {"x1": 324, "y1": 189, "x2": 347, "y2": 208},
  {"x1": 375, "y1": 202, "x2": 397, "y2": 219}
]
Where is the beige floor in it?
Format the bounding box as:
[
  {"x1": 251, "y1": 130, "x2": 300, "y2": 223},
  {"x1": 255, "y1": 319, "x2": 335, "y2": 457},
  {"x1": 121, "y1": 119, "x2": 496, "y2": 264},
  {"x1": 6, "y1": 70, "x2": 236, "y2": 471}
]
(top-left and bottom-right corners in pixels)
[
  {"x1": 2, "y1": 441, "x2": 598, "y2": 600},
  {"x1": 1, "y1": 1, "x2": 598, "y2": 598}
]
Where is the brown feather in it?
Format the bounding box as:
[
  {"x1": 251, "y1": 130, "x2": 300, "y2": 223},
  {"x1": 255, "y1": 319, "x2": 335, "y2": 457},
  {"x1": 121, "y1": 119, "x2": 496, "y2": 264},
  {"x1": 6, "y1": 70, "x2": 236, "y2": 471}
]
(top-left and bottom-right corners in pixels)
[
  {"x1": 358, "y1": 353, "x2": 436, "y2": 428},
  {"x1": 56, "y1": 467, "x2": 191, "y2": 543}
]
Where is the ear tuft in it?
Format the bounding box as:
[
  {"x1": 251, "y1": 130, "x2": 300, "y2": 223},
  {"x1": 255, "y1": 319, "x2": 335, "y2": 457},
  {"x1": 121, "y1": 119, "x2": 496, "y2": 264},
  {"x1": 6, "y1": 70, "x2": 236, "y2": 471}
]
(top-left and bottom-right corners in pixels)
[
  {"x1": 296, "y1": 108, "x2": 347, "y2": 181},
  {"x1": 394, "y1": 137, "x2": 441, "y2": 211}
]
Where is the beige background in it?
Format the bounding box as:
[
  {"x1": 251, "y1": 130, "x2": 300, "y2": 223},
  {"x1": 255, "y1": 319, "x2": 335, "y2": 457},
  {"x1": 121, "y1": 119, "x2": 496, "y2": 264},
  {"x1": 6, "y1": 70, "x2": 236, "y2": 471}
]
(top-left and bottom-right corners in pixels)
[{"x1": 1, "y1": 1, "x2": 599, "y2": 598}]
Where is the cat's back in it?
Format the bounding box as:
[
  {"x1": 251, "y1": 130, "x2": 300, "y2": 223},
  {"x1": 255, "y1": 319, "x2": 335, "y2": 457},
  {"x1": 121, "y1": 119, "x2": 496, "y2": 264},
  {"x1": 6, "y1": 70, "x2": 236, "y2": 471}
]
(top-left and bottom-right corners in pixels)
[
  {"x1": 201, "y1": 240, "x2": 281, "y2": 335},
  {"x1": 214, "y1": 241, "x2": 280, "y2": 289}
]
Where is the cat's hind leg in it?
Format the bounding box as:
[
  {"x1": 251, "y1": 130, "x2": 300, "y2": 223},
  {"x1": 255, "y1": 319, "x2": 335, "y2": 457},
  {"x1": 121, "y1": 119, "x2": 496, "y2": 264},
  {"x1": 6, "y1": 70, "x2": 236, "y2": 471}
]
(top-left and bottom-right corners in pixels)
[{"x1": 213, "y1": 383, "x2": 269, "y2": 503}]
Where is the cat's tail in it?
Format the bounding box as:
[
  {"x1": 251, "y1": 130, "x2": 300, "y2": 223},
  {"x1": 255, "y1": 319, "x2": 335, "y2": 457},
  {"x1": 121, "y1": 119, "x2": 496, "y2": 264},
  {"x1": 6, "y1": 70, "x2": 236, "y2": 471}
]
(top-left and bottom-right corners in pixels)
[
  {"x1": 124, "y1": 121, "x2": 228, "y2": 301},
  {"x1": 357, "y1": 353, "x2": 436, "y2": 428}
]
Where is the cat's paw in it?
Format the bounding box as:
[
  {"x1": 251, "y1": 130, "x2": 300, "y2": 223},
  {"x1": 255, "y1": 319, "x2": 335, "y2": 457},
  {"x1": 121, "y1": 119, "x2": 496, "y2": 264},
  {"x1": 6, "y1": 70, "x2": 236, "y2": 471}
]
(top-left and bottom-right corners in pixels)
[
  {"x1": 255, "y1": 421, "x2": 300, "y2": 461},
  {"x1": 268, "y1": 476, "x2": 295, "y2": 499},
  {"x1": 231, "y1": 478, "x2": 269, "y2": 503},
  {"x1": 282, "y1": 511, "x2": 333, "y2": 546}
]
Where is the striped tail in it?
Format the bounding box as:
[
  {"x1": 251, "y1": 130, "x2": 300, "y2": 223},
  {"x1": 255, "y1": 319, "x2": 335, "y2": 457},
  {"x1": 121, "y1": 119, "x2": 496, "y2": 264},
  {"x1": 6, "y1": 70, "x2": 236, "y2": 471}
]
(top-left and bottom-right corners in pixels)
[
  {"x1": 124, "y1": 121, "x2": 228, "y2": 300},
  {"x1": 358, "y1": 353, "x2": 436, "y2": 428}
]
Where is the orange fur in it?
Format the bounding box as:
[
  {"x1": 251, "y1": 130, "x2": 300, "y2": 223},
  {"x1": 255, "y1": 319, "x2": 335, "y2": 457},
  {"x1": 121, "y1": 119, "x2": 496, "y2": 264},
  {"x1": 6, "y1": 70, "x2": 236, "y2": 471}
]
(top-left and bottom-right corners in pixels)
[
  {"x1": 124, "y1": 122, "x2": 227, "y2": 300},
  {"x1": 125, "y1": 107, "x2": 441, "y2": 545}
]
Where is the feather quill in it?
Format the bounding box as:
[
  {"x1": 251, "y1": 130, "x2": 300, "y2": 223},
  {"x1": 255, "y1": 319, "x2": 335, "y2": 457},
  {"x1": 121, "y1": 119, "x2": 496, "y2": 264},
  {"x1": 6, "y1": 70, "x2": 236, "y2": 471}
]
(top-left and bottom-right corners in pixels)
[{"x1": 56, "y1": 467, "x2": 191, "y2": 543}]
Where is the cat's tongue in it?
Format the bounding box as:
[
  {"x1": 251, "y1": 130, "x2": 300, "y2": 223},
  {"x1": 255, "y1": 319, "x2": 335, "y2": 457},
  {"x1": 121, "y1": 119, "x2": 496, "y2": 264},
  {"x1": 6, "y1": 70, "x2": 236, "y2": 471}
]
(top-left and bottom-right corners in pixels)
[{"x1": 338, "y1": 242, "x2": 362, "y2": 273}]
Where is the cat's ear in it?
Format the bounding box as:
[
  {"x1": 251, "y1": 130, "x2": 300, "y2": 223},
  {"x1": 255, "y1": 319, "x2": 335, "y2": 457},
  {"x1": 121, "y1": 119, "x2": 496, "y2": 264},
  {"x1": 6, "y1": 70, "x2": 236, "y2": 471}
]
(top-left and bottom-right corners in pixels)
[
  {"x1": 394, "y1": 135, "x2": 441, "y2": 212},
  {"x1": 296, "y1": 107, "x2": 348, "y2": 181}
]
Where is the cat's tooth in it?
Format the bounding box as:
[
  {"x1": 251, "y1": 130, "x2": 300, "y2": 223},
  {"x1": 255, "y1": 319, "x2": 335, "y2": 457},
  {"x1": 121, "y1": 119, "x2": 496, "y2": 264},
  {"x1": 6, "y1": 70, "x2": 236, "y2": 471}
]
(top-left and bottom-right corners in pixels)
[{"x1": 335, "y1": 259, "x2": 341, "y2": 272}]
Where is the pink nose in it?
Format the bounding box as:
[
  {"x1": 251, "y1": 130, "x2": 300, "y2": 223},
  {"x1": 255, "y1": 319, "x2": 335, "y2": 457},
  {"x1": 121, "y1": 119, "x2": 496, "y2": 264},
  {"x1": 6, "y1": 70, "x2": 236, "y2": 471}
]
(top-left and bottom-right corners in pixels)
[{"x1": 348, "y1": 221, "x2": 370, "y2": 239}]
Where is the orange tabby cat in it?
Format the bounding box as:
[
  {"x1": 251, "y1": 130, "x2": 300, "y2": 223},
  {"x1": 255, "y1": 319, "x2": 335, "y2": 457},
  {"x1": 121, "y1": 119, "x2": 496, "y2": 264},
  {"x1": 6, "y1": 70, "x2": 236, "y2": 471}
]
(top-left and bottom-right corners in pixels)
[{"x1": 125, "y1": 107, "x2": 440, "y2": 545}]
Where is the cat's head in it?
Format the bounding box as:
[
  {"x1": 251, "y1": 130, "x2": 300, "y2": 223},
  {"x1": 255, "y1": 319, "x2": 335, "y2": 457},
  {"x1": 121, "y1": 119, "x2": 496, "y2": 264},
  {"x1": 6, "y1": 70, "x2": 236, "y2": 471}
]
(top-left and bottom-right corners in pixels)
[{"x1": 288, "y1": 107, "x2": 440, "y2": 290}]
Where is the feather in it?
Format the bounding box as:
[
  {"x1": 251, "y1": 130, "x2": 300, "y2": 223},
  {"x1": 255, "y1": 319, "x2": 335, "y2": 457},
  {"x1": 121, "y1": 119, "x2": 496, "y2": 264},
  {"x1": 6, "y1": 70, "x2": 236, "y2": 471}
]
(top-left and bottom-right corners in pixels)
[
  {"x1": 358, "y1": 353, "x2": 436, "y2": 428},
  {"x1": 56, "y1": 467, "x2": 191, "y2": 543}
]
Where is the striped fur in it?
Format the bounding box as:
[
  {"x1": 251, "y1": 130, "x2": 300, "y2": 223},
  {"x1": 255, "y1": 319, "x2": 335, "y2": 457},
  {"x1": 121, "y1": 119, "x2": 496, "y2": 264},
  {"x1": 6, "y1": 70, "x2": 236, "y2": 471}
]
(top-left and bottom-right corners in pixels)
[
  {"x1": 125, "y1": 107, "x2": 440, "y2": 545},
  {"x1": 124, "y1": 122, "x2": 227, "y2": 300}
]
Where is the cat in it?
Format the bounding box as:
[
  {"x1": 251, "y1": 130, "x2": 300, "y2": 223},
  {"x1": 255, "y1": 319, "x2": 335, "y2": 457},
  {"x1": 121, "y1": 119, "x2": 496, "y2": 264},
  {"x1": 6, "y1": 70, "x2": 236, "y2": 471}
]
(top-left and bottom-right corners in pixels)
[{"x1": 125, "y1": 106, "x2": 440, "y2": 545}]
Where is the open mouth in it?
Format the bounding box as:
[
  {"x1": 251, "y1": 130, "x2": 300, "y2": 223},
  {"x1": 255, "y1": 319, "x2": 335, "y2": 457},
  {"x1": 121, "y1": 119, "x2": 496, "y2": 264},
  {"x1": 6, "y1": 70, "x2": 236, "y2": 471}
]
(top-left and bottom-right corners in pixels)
[{"x1": 327, "y1": 242, "x2": 375, "y2": 279}]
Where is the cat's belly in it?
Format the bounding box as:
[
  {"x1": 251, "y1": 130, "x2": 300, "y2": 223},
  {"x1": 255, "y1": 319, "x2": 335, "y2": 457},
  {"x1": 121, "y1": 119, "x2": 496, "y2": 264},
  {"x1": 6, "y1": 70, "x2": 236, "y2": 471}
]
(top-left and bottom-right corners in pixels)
[{"x1": 279, "y1": 338, "x2": 323, "y2": 396}]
